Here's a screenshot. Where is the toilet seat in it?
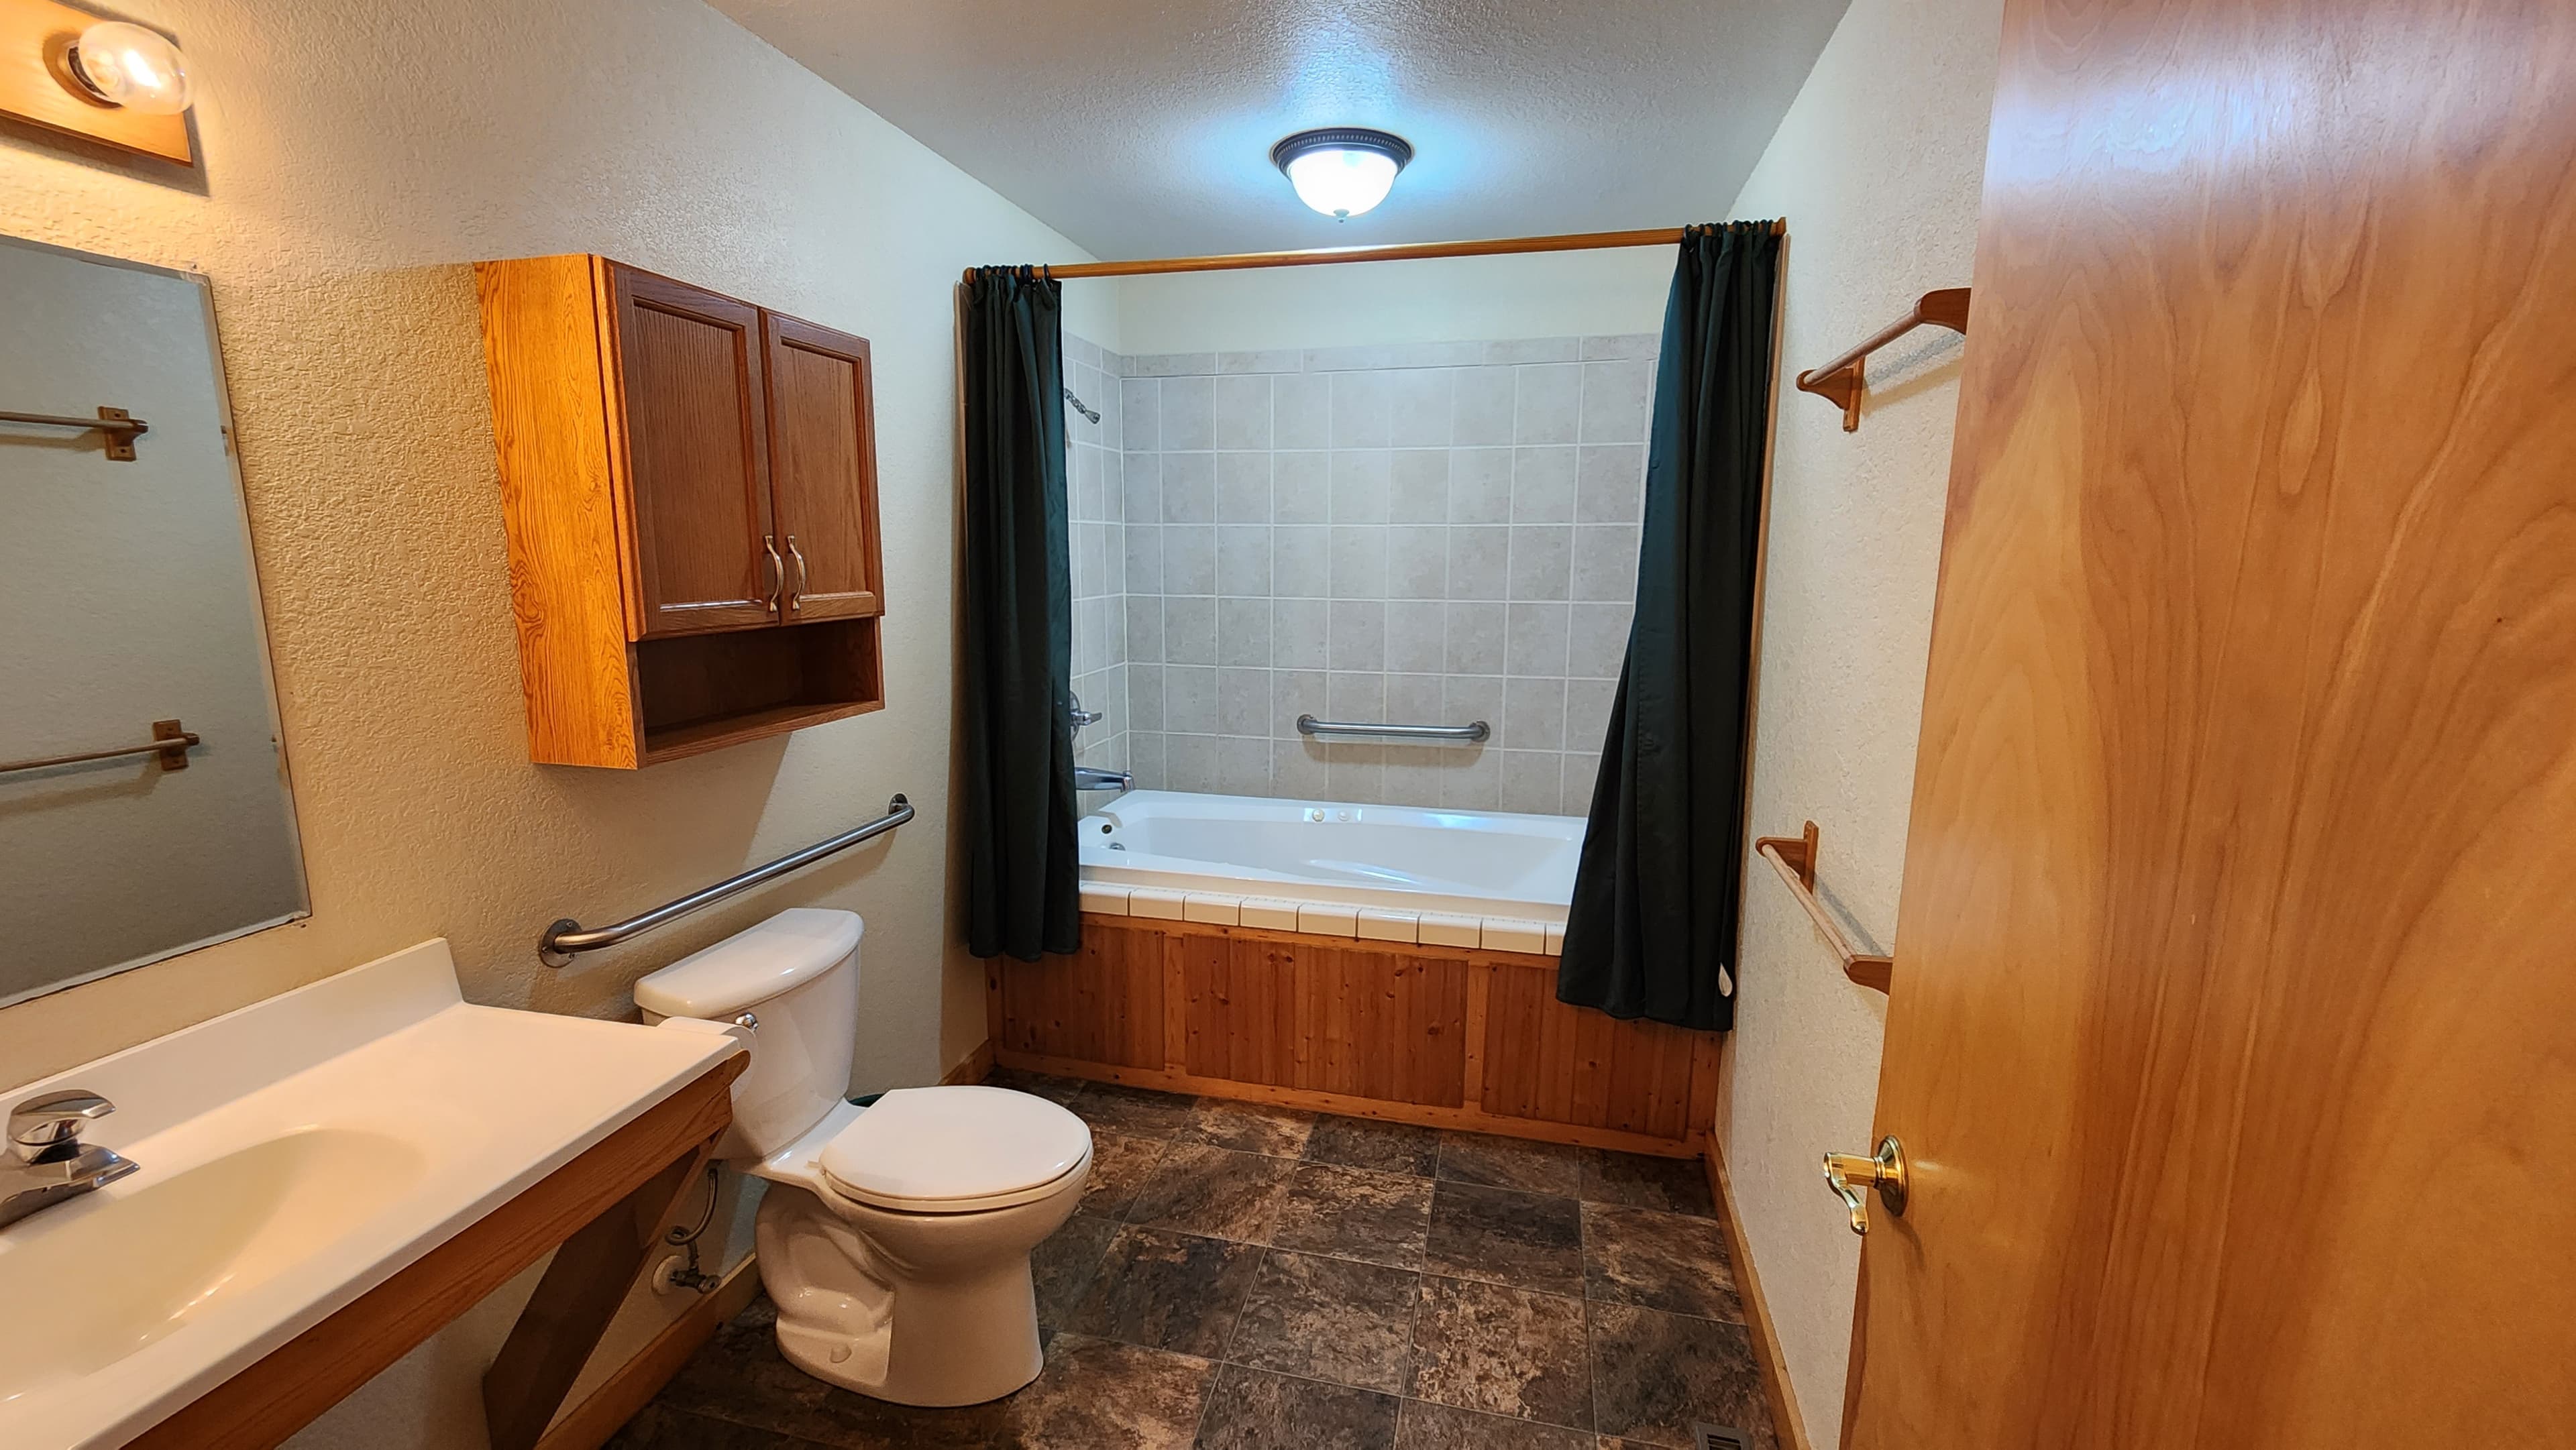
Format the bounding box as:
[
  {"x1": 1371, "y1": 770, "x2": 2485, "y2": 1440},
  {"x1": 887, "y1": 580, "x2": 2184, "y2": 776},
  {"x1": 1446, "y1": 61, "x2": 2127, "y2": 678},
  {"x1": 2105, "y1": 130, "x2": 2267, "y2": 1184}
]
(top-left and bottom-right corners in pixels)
[{"x1": 818, "y1": 1086, "x2": 1092, "y2": 1213}]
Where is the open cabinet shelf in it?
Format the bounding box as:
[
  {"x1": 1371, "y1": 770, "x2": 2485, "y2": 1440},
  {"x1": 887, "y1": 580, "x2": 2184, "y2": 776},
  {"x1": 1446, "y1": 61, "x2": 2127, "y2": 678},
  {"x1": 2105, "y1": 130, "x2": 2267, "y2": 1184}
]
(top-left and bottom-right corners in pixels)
[{"x1": 636, "y1": 617, "x2": 883, "y2": 765}]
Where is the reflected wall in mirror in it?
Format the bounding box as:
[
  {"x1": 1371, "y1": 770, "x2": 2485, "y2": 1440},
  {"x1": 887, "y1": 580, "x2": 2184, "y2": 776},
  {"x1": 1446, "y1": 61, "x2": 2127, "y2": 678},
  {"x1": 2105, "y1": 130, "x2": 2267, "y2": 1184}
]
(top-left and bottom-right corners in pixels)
[{"x1": 1, "y1": 235, "x2": 307, "y2": 1007}]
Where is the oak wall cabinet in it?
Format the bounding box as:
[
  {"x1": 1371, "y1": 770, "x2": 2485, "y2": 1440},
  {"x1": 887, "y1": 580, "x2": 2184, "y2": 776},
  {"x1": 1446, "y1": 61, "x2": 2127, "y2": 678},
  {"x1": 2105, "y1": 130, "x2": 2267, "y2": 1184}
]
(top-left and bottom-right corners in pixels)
[{"x1": 476, "y1": 255, "x2": 885, "y2": 768}]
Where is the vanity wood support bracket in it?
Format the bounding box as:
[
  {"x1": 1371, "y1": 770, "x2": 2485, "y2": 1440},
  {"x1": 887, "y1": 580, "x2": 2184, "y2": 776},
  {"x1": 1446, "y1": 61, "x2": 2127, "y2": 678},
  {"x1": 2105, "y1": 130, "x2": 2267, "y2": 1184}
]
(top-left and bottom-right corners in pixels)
[
  {"x1": 126, "y1": 1052, "x2": 745, "y2": 1450},
  {"x1": 1754, "y1": 821, "x2": 1895, "y2": 993},
  {"x1": 1794, "y1": 287, "x2": 1971, "y2": 431}
]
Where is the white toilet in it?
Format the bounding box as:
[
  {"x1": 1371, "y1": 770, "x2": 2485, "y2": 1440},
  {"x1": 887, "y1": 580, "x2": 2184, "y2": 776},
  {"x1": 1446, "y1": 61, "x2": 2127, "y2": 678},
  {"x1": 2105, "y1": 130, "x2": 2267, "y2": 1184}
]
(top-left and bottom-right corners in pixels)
[{"x1": 634, "y1": 908, "x2": 1091, "y2": 1407}]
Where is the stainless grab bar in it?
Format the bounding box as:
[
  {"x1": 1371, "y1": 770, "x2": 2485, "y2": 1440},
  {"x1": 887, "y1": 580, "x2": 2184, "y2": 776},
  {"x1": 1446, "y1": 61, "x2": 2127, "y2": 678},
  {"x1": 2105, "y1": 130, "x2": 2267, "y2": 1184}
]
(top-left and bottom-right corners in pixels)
[
  {"x1": 539, "y1": 794, "x2": 914, "y2": 966},
  {"x1": 1295, "y1": 714, "x2": 1490, "y2": 743}
]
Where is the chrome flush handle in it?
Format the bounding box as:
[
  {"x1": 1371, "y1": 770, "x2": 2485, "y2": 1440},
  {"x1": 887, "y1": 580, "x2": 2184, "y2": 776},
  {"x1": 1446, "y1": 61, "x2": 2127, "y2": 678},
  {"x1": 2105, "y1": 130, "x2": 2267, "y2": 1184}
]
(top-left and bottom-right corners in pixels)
[{"x1": 1823, "y1": 1135, "x2": 1909, "y2": 1235}]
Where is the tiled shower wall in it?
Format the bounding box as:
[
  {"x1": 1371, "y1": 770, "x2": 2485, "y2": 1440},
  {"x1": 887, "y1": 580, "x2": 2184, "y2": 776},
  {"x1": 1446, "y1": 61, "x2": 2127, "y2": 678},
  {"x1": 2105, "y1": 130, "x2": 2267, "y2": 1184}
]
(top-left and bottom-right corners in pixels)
[
  {"x1": 1106, "y1": 336, "x2": 1656, "y2": 816},
  {"x1": 1065, "y1": 333, "x2": 1128, "y2": 782}
]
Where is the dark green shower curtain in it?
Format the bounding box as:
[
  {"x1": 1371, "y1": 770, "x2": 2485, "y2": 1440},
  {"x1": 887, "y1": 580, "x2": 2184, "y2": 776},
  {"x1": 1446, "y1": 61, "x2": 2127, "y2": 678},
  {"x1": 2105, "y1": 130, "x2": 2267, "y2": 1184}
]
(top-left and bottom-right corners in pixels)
[
  {"x1": 1558, "y1": 223, "x2": 1782, "y2": 1031},
  {"x1": 960, "y1": 267, "x2": 1081, "y2": 960}
]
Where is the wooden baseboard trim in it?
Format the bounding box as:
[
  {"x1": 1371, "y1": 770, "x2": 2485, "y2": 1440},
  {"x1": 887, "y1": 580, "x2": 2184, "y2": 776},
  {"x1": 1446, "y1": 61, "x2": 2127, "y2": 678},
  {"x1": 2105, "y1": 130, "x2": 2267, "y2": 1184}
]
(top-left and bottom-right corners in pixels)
[
  {"x1": 535, "y1": 1256, "x2": 762, "y2": 1450},
  {"x1": 1000, "y1": 1048, "x2": 1704, "y2": 1159},
  {"x1": 1705, "y1": 1146, "x2": 1814, "y2": 1450},
  {"x1": 941, "y1": 1039, "x2": 996, "y2": 1086}
]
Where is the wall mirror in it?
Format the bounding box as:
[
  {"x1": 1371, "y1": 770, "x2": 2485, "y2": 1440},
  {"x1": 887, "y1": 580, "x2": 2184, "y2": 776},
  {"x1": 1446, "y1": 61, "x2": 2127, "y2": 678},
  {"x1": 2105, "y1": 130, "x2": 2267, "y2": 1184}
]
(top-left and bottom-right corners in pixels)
[{"x1": 1, "y1": 234, "x2": 307, "y2": 1008}]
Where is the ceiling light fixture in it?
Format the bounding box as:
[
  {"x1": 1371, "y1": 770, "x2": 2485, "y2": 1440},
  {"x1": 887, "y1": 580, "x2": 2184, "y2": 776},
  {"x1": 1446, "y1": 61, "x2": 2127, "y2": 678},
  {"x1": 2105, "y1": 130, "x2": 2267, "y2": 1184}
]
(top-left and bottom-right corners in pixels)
[{"x1": 1271, "y1": 127, "x2": 1412, "y2": 220}]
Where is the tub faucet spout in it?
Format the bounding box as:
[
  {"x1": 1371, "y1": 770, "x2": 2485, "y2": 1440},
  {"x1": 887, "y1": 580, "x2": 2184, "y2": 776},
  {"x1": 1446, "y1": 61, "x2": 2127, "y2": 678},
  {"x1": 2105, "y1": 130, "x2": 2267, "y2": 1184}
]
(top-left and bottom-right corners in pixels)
[{"x1": 1073, "y1": 767, "x2": 1133, "y2": 793}]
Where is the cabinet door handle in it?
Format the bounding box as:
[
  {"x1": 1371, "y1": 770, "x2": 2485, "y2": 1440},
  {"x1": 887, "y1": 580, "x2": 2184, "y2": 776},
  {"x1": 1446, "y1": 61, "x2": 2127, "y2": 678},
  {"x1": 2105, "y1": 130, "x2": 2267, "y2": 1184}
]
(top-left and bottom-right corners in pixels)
[
  {"x1": 786, "y1": 535, "x2": 808, "y2": 614},
  {"x1": 762, "y1": 535, "x2": 785, "y2": 612}
]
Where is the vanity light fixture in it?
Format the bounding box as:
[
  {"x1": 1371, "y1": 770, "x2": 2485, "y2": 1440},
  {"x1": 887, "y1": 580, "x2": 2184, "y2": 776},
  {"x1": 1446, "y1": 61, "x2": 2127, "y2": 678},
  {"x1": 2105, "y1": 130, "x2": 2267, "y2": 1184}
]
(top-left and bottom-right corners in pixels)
[
  {"x1": 1271, "y1": 127, "x2": 1412, "y2": 220},
  {"x1": 61, "y1": 19, "x2": 192, "y2": 114},
  {"x1": 0, "y1": 0, "x2": 195, "y2": 164}
]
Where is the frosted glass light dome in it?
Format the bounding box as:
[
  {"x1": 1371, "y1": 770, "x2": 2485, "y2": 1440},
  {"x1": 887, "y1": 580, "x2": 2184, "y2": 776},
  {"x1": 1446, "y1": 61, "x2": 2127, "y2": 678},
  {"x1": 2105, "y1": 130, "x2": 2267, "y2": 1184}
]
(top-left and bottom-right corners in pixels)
[{"x1": 1271, "y1": 129, "x2": 1413, "y2": 220}]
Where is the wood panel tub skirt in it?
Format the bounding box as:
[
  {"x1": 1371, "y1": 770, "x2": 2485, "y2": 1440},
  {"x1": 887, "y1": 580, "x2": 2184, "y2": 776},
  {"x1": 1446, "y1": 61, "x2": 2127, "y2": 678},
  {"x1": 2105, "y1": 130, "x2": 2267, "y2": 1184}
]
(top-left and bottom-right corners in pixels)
[{"x1": 986, "y1": 913, "x2": 1721, "y2": 1157}]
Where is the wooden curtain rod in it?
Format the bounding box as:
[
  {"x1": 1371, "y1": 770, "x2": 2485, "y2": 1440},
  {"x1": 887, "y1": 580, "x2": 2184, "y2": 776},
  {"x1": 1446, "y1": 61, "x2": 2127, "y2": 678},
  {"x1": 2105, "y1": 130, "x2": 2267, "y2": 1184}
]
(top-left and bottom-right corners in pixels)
[
  {"x1": 961, "y1": 221, "x2": 1785, "y2": 284},
  {"x1": 1794, "y1": 287, "x2": 1972, "y2": 432}
]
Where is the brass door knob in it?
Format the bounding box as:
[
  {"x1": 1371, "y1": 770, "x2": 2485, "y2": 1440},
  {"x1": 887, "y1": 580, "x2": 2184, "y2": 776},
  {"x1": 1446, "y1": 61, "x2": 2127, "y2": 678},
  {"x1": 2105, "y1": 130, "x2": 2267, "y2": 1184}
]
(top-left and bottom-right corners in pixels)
[{"x1": 1823, "y1": 1135, "x2": 1908, "y2": 1235}]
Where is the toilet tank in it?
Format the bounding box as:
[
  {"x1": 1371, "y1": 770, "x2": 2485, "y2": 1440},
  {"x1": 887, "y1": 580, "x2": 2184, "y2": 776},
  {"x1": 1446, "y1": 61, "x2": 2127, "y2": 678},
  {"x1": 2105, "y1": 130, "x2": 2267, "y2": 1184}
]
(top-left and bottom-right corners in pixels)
[{"x1": 633, "y1": 908, "x2": 863, "y2": 1159}]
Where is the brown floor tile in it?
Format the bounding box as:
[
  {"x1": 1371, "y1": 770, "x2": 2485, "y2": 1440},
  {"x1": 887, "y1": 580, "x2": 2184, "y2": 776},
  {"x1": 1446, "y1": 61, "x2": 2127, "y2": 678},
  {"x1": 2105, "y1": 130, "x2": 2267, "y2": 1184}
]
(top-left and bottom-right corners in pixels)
[
  {"x1": 1006, "y1": 1333, "x2": 1220, "y2": 1449},
  {"x1": 1580, "y1": 1203, "x2": 1741, "y2": 1323},
  {"x1": 1436, "y1": 1132, "x2": 1583, "y2": 1196},
  {"x1": 1033, "y1": 1213, "x2": 1121, "y2": 1329},
  {"x1": 1391, "y1": 1398, "x2": 1593, "y2": 1449},
  {"x1": 1065, "y1": 1225, "x2": 1264, "y2": 1356},
  {"x1": 1181, "y1": 1099, "x2": 1316, "y2": 1156},
  {"x1": 1071, "y1": 1082, "x2": 1201, "y2": 1138},
  {"x1": 1128, "y1": 1141, "x2": 1300, "y2": 1241},
  {"x1": 607, "y1": 1403, "x2": 837, "y2": 1449},
  {"x1": 1577, "y1": 1150, "x2": 1715, "y2": 1218},
  {"x1": 1270, "y1": 1162, "x2": 1435, "y2": 1269},
  {"x1": 1082, "y1": 1131, "x2": 1171, "y2": 1218},
  {"x1": 1422, "y1": 1181, "x2": 1585, "y2": 1295},
  {"x1": 985, "y1": 1066, "x2": 1089, "y2": 1104},
  {"x1": 1407, "y1": 1275, "x2": 1593, "y2": 1431},
  {"x1": 631, "y1": 1298, "x2": 1220, "y2": 1449},
  {"x1": 1305, "y1": 1114, "x2": 1441, "y2": 1176},
  {"x1": 1227, "y1": 1249, "x2": 1418, "y2": 1392},
  {"x1": 1191, "y1": 1361, "x2": 1401, "y2": 1449},
  {"x1": 1587, "y1": 1302, "x2": 1776, "y2": 1449},
  {"x1": 657, "y1": 1299, "x2": 1022, "y2": 1448},
  {"x1": 654, "y1": 1300, "x2": 834, "y2": 1431}
]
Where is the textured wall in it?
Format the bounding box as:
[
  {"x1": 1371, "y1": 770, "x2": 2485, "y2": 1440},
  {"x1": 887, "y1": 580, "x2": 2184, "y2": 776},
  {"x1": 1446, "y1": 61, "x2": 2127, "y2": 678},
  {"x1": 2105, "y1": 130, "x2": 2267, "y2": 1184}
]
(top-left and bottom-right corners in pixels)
[
  {"x1": 1715, "y1": 0, "x2": 2003, "y2": 1445},
  {"x1": 1108, "y1": 248, "x2": 1673, "y2": 355},
  {"x1": 0, "y1": 2, "x2": 1106, "y2": 1443},
  {"x1": 0, "y1": 0, "x2": 1108, "y2": 1082}
]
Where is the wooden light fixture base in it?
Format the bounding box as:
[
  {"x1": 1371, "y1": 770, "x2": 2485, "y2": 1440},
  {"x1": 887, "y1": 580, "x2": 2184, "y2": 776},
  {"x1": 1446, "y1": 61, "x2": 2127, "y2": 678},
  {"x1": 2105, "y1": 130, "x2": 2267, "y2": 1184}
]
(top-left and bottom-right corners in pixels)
[{"x1": 0, "y1": 0, "x2": 193, "y2": 164}]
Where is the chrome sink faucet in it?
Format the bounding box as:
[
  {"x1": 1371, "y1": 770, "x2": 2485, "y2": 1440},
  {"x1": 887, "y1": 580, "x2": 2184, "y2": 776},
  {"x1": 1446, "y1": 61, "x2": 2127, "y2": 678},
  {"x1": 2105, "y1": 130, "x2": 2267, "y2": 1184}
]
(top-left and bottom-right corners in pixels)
[{"x1": 3, "y1": 1089, "x2": 139, "y2": 1230}]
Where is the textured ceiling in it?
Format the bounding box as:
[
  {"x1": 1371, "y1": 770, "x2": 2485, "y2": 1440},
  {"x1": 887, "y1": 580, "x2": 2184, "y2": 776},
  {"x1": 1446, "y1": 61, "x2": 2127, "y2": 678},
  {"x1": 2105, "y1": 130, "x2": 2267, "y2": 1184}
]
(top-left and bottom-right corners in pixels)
[{"x1": 709, "y1": 0, "x2": 1851, "y2": 260}]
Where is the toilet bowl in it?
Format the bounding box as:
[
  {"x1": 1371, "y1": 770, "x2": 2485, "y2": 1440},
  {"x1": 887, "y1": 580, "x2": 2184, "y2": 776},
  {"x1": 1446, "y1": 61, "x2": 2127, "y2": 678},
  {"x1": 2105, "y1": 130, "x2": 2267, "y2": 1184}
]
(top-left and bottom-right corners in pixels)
[{"x1": 635, "y1": 909, "x2": 1091, "y2": 1406}]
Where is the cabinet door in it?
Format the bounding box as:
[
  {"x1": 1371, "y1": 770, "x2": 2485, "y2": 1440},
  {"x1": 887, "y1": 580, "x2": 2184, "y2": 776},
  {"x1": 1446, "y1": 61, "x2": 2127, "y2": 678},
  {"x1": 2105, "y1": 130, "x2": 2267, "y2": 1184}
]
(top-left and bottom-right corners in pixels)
[
  {"x1": 761, "y1": 313, "x2": 883, "y2": 620},
  {"x1": 607, "y1": 264, "x2": 779, "y2": 638}
]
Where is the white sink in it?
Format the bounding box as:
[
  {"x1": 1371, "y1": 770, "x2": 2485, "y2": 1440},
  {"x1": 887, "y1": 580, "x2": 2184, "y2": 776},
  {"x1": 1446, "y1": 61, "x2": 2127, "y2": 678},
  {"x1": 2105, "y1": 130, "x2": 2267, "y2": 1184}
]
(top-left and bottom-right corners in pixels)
[{"x1": 0, "y1": 941, "x2": 741, "y2": 1449}]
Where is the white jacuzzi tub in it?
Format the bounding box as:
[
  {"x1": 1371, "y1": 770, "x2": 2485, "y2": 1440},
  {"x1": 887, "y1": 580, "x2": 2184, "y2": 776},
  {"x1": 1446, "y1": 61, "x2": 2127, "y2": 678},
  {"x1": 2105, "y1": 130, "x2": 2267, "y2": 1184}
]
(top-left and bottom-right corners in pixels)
[{"x1": 1076, "y1": 790, "x2": 1583, "y2": 954}]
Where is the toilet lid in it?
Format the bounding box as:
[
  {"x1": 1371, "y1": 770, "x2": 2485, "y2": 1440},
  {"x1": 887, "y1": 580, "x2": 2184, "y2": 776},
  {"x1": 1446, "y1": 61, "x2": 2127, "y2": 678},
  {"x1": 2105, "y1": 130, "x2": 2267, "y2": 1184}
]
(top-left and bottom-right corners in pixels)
[{"x1": 818, "y1": 1086, "x2": 1092, "y2": 1211}]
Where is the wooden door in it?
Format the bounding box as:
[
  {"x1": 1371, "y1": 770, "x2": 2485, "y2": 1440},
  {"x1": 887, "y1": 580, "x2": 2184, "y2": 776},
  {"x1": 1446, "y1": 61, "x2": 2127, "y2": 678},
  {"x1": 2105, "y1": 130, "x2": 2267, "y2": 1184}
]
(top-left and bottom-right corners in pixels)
[
  {"x1": 606, "y1": 264, "x2": 778, "y2": 637},
  {"x1": 762, "y1": 313, "x2": 883, "y2": 621},
  {"x1": 1846, "y1": 1, "x2": 2576, "y2": 1445}
]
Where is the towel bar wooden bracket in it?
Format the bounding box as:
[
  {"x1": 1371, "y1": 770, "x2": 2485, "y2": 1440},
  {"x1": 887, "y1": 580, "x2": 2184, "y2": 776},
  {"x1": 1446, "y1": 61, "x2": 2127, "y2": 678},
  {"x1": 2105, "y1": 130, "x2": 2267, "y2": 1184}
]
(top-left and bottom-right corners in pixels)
[
  {"x1": 1794, "y1": 288, "x2": 1972, "y2": 432},
  {"x1": 1754, "y1": 821, "x2": 1894, "y2": 993}
]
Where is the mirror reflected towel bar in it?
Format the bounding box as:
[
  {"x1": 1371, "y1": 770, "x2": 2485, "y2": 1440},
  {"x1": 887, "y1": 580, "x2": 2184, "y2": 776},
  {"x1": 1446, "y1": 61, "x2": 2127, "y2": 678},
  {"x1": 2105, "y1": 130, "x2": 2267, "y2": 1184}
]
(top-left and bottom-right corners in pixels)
[
  {"x1": 0, "y1": 405, "x2": 148, "y2": 460},
  {"x1": 539, "y1": 793, "x2": 914, "y2": 966},
  {"x1": 1754, "y1": 820, "x2": 1894, "y2": 993},
  {"x1": 1793, "y1": 288, "x2": 1970, "y2": 432},
  {"x1": 0, "y1": 718, "x2": 195, "y2": 775},
  {"x1": 1295, "y1": 714, "x2": 1489, "y2": 743}
]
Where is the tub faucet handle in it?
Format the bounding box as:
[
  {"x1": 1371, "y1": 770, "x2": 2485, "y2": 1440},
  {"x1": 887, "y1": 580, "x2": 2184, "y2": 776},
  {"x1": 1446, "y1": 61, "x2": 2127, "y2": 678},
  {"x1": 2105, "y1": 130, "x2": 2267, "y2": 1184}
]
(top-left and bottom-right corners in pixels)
[{"x1": 1068, "y1": 693, "x2": 1106, "y2": 730}]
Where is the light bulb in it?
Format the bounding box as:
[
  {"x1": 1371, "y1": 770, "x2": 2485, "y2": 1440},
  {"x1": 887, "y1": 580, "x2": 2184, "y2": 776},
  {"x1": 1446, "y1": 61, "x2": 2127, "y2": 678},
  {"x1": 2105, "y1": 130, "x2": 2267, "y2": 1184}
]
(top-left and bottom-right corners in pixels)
[
  {"x1": 67, "y1": 22, "x2": 193, "y2": 115},
  {"x1": 1285, "y1": 148, "x2": 1401, "y2": 219}
]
